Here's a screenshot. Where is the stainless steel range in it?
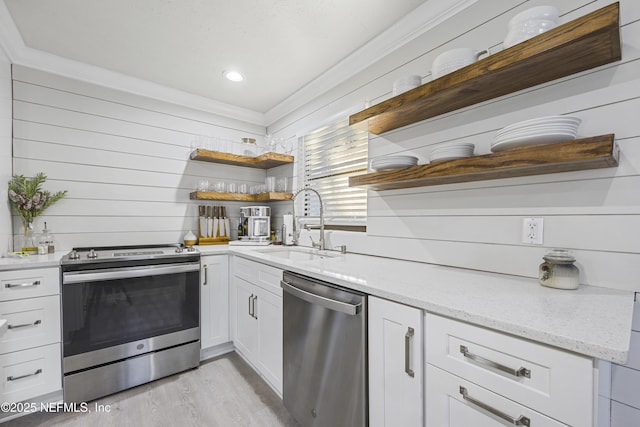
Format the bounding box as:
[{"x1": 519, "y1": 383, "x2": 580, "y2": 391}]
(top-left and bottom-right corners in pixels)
[{"x1": 60, "y1": 244, "x2": 200, "y2": 403}]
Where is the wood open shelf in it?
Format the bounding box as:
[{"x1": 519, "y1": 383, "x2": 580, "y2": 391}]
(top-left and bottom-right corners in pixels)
[
  {"x1": 349, "y1": 135, "x2": 618, "y2": 191},
  {"x1": 349, "y1": 3, "x2": 621, "y2": 134},
  {"x1": 190, "y1": 191, "x2": 293, "y2": 202},
  {"x1": 190, "y1": 149, "x2": 294, "y2": 169}
]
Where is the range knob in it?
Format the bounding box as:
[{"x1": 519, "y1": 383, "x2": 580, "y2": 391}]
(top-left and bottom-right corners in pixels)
[
  {"x1": 68, "y1": 250, "x2": 80, "y2": 260},
  {"x1": 175, "y1": 246, "x2": 184, "y2": 253},
  {"x1": 186, "y1": 246, "x2": 196, "y2": 252},
  {"x1": 87, "y1": 249, "x2": 98, "y2": 259}
]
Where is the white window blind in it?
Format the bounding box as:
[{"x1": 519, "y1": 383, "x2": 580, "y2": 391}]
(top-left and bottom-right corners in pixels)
[{"x1": 302, "y1": 118, "x2": 368, "y2": 225}]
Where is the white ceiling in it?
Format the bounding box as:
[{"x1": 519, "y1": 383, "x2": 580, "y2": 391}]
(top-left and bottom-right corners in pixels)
[{"x1": 2, "y1": 0, "x2": 428, "y2": 119}]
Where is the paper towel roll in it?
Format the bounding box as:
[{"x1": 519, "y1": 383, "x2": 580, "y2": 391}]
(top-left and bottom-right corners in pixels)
[{"x1": 283, "y1": 214, "x2": 294, "y2": 245}]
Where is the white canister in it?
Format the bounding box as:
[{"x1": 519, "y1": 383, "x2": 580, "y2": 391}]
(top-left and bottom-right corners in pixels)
[{"x1": 539, "y1": 249, "x2": 580, "y2": 290}]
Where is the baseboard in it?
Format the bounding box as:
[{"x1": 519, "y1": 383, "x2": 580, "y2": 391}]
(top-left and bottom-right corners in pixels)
[{"x1": 200, "y1": 341, "x2": 234, "y2": 362}]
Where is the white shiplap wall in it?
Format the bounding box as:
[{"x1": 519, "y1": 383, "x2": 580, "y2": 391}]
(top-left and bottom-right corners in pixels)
[
  {"x1": 269, "y1": 0, "x2": 640, "y2": 292},
  {"x1": 11, "y1": 65, "x2": 268, "y2": 250},
  {"x1": 0, "y1": 47, "x2": 11, "y2": 253}
]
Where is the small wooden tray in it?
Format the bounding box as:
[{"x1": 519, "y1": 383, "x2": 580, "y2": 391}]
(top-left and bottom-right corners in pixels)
[{"x1": 198, "y1": 237, "x2": 230, "y2": 245}]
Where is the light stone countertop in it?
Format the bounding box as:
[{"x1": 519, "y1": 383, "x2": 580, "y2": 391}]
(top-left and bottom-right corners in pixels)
[
  {"x1": 232, "y1": 246, "x2": 635, "y2": 364},
  {"x1": 0, "y1": 252, "x2": 64, "y2": 271},
  {"x1": 1, "y1": 244, "x2": 633, "y2": 363}
]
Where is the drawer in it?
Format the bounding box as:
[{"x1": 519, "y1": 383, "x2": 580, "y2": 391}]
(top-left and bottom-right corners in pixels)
[
  {"x1": 0, "y1": 295, "x2": 61, "y2": 354},
  {"x1": 0, "y1": 343, "x2": 62, "y2": 403},
  {"x1": 233, "y1": 256, "x2": 283, "y2": 295},
  {"x1": 0, "y1": 268, "x2": 60, "y2": 302},
  {"x1": 425, "y1": 313, "x2": 594, "y2": 427},
  {"x1": 426, "y1": 364, "x2": 568, "y2": 426}
]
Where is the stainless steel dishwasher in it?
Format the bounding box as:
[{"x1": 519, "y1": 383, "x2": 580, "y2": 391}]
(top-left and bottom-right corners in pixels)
[{"x1": 281, "y1": 271, "x2": 367, "y2": 427}]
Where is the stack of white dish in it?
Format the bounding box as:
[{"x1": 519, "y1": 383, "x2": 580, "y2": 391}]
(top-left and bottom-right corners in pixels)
[
  {"x1": 431, "y1": 48, "x2": 489, "y2": 79},
  {"x1": 370, "y1": 155, "x2": 418, "y2": 171},
  {"x1": 430, "y1": 142, "x2": 475, "y2": 162},
  {"x1": 393, "y1": 75, "x2": 422, "y2": 95},
  {"x1": 504, "y1": 5, "x2": 560, "y2": 49},
  {"x1": 491, "y1": 115, "x2": 581, "y2": 152}
]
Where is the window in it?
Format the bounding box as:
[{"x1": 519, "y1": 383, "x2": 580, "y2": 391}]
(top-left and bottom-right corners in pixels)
[{"x1": 300, "y1": 118, "x2": 368, "y2": 227}]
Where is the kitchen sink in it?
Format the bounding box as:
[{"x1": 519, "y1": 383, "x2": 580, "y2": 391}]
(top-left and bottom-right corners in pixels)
[{"x1": 256, "y1": 247, "x2": 342, "y2": 261}]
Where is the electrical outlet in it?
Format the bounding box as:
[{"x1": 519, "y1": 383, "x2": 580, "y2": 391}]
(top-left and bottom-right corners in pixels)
[{"x1": 522, "y1": 217, "x2": 544, "y2": 244}]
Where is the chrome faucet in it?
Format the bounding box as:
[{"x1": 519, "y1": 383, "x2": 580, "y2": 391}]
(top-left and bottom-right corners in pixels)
[{"x1": 292, "y1": 187, "x2": 325, "y2": 251}]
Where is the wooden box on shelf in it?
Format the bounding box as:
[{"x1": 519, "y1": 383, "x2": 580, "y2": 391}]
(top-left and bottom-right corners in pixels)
[
  {"x1": 349, "y1": 3, "x2": 620, "y2": 134},
  {"x1": 349, "y1": 134, "x2": 618, "y2": 191},
  {"x1": 190, "y1": 149, "x2": 294, "y2": 169}
]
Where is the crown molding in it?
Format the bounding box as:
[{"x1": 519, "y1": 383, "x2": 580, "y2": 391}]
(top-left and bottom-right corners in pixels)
[
  {"x1": 0, "y1": 1, "x2": 266, "y2": 126},
  {"x1": 263, "y1": 0, "x2": 477, "y2": 125},
  {"x1": 0, "y1": 0, "x2": 476, "y2": 128}
]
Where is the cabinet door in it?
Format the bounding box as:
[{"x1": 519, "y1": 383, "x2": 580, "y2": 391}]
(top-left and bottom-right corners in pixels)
[
  {"x1": 256, "y1": 288, "x2": 283, "y2": 394},
  {"x1": 0, "y1": 343, "x2": 61, "y2": 403},
  {"x1": 200, "y1": 255, "x2": 230, "y2": 350},
  {"x1": 426, "y1": 364, "x2": 567, "y2": 427},
  {"x1": 233, "y1": 278, "x2": 259, "y2": 361},
  {"x1": 369, "y1": 296, "x2": 423, "y2": 427}
]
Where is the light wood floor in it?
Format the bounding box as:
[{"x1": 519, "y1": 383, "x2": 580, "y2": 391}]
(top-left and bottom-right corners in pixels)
[{"x1": 5, "y1": 352, "x2": 299, "y2": 427}]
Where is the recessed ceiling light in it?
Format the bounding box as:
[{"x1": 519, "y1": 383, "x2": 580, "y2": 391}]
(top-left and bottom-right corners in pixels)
[{"x1": 223, "y1": 70, "x2": 244, "y2": 82}]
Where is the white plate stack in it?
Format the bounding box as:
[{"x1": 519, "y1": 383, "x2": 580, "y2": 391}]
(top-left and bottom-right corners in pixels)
[
  {"x1": 370, "y1": 155, "x2": 419, "y2": 171},
  {"x1": 491, "y1": 115, "x2": 581, "y2": 152},
  {"x1": 430, "y1": 142, "x2": 475, "y2": 162}
]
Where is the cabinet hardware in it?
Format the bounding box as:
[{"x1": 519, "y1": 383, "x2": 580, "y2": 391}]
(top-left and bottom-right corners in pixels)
[
  {"x1": 249, "y1": 294, "x2": 254, "y2": 317},
  {"x1": 459, "y1": 386, "x2": 530, "y2": 426},
  {"x1": 5, "y1": 280, "x2": 41, "y2": 288},
  {"x1": 203, "y1": 265, "x2": 208, "y2": 285},
  {"x1": 8, "y1": 319, "x2": 42, "y2": 329},
  {"x1": 460, "y1": 345, "x2": 531, "y2": 379},
  {"x1": 405, "y1": 327, "x2": 415, "y2": 378},
  {"x1": 8, "y1": 369, "x2": 43, "y2": 382},
  {"x1": 253, "y1": 295, "x2": 258, "y2": 319}
]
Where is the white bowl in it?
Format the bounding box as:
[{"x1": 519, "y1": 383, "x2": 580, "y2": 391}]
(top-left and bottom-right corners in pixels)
[
  {"x1": 393, "y1": 75, "x2": 422, "y2": 95},
  {"x1": 432, "y1": 48, "x2": 488, "y2": 79},
  {"x1": 504, "y1": 19, "x2": 558, "y2": 48},
  {"x1": 509, "y1": 5, "x2": 559, "y2": 28}
]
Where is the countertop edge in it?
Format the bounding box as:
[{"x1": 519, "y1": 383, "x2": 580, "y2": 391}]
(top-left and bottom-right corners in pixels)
[{"x1": 231, "y1": 248, "x2": 634, "y2": 364}]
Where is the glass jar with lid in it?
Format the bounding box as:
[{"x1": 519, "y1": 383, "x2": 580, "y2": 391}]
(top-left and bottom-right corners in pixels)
[{"x1": 539, "y1": 249, "x2": 579, "y2": 290}]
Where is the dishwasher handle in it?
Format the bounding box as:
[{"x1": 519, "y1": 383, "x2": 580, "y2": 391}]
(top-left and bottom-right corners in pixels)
[{"x1": 281, "y1": 280, "x2": 362, "y2": 316}]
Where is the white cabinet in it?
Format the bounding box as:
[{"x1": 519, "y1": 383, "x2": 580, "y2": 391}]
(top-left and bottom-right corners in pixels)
[
  {"x1": 200, "y1": 254, "x2": 230, "y2": 352},
  {"x1": 231, "y1": 256, "x2": 283, "y2": 394},
  {"x1": 425, "y1": 313, "x2": 595, "y2": 427},
  {"x1": 426, "y1": 364, "x2": 567, "y2": 426},
  {"x1": 368, "y1": 296, "x2": 423, "y2": 427},
  {"x1": 0, "y1": 267, "x2": 62, "y2": 422},
  {"x1": 234, "y1": 277, "x2": 259, "y2": 358}
]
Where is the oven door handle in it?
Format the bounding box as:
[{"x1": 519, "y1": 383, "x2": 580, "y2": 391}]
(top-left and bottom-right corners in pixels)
[{"x1": 63, "y1": 263, "x2": 200, "y2": 284}]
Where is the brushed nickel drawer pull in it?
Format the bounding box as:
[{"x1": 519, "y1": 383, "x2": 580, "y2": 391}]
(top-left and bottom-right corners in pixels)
[
  {"x1": 460, "y1": 386, "x2": 531, "y2": 426},
  {"x1": 460, "y1": 345, "x2": 531, "y2": 379},
  {"x1": 203, "y1": 264, "x2": 208, "y2": 285},
  {"x1": 405, "y1": 327, "x2": 415, "y2": 378},
  {"x1": 253, "y1": 295, "x2": 258, "y2": 319},
  {"x1": 8, "y1": 319, "x2": 42, "y2": 329},
  {"x1": 8, "y1": 368, "x2": 43, "y2": 382},
  {"x1": 5, "y1": 280, "x2": 41, "y2": 288}
]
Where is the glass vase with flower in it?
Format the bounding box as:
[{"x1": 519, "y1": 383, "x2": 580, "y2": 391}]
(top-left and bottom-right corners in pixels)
[{"x1": 8, "y1": 173, "x2": 67, "y2": 253}]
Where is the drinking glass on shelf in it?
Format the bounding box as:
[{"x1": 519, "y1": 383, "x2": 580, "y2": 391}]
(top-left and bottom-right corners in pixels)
[
  {"x1": 276, "y1": 177, "x2": 289, "y2": 192},
  {"x1": 227, "y1": 183, "x2": 237, "y2": 193},
  {"x1": 213, "y1": 181, "x2": 227, "y2": 193},
  {"x1": 238, "y1": 183, "x2": 248, "y2": 194},
  {"x1": 197, "y1": 180, "x2": 209, "y2": 191},
  {"x1": 265, "y1": 176, "x2": 276, "y2": 192}
]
